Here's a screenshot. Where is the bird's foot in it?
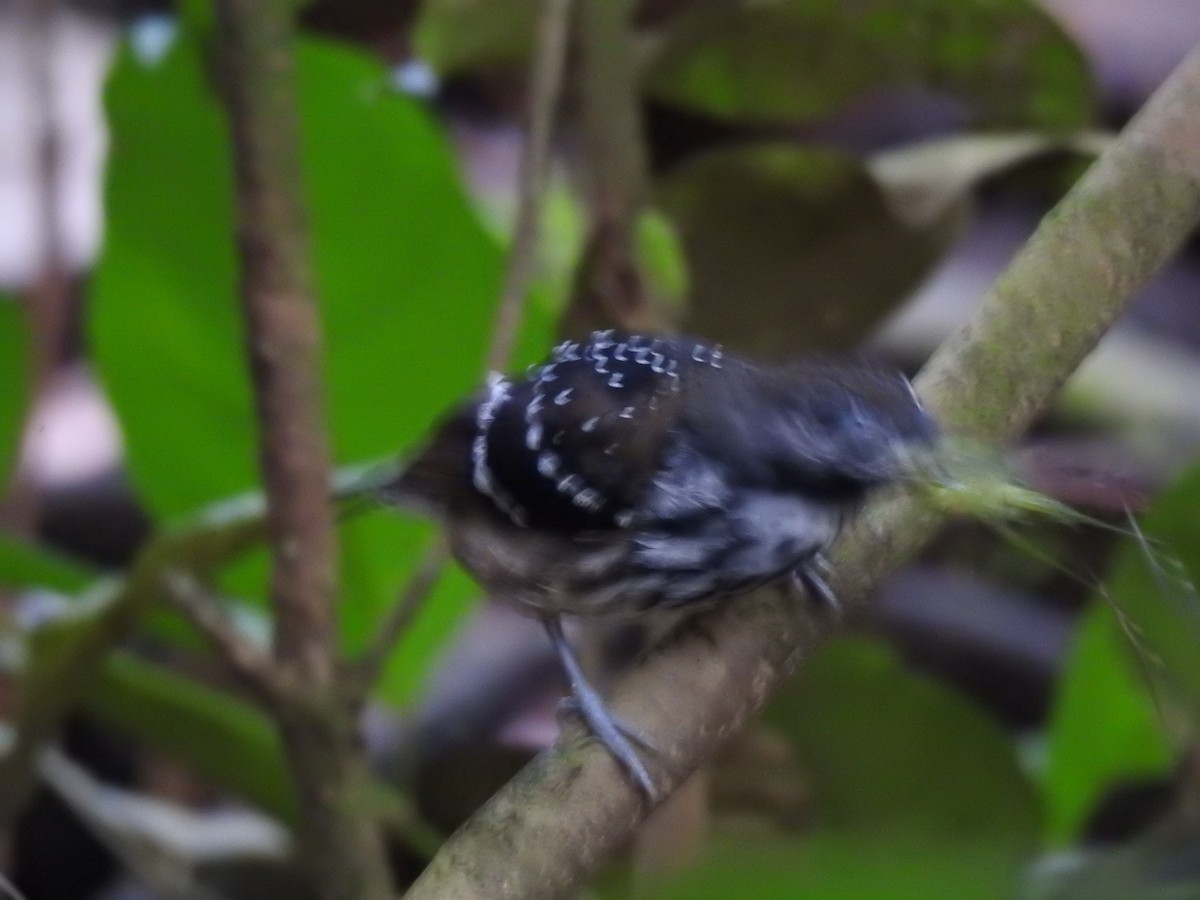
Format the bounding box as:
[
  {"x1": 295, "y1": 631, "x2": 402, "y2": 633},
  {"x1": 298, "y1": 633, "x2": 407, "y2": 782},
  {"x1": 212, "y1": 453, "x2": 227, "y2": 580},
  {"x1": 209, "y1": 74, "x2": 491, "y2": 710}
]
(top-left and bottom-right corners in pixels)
[
  {"x1": 544, "y1": 617, "x2": 660, "y2": 801},
  {"x1": 558, "y1": 687, "x2": 660, "y2": 801},
  {"x1": 791, "y1": 554, "x2": 841, "y2": 616}
]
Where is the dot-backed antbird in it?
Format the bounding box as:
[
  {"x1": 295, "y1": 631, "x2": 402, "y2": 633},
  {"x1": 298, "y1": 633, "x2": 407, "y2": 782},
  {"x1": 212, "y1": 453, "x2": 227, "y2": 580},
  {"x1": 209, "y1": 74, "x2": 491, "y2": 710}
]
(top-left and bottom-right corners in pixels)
[{"x1": 383, "y1": 330, "x2": 937, "y2": 799}]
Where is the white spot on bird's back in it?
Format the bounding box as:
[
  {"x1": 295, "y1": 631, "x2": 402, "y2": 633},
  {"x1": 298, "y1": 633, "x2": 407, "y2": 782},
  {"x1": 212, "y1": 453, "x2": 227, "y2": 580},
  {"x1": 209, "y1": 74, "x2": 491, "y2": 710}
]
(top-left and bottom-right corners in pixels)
[{"x1": 537, "y1": 452, "x2": 559, "y2": 477}]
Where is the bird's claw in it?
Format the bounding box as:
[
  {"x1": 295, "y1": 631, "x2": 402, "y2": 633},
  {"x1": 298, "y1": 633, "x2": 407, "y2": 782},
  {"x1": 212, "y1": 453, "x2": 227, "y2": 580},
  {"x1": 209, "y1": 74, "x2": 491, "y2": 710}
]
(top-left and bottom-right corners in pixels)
[{"x1": 792, "y1": 554, "x2": 841, "y2": 616}]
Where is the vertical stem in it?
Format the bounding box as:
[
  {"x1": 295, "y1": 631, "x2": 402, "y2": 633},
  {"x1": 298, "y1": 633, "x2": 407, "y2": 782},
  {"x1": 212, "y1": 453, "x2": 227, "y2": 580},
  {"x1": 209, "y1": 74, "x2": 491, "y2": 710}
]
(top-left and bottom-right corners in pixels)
[
  {"x1": 574, "y1": 0, "x2": 647, "y2": 223},
  {"x1": 485, "y1": 0, "x2": 574, "y2": 374},
  {"x1": 214, "y1": 2, "x2": 392, "y2": 896},
  {"x1": 217, "y1": 0, "x2": 334, "y2": 682},
  {"x1": 563, "y1": 0, "x2": 663, "y2": 335}
]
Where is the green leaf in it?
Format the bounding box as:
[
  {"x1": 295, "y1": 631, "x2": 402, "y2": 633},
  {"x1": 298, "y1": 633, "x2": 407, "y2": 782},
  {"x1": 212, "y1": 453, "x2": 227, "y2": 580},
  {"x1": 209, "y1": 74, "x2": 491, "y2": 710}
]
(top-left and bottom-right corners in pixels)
[
  {"x1": 650, "y1": 829, "x2": 1029, "y2": 900},
  {"x1": 81, "y1": 652, "x2": 296, "y2": 822},
  {"x1": 93, "y1": 34, "x2": 541, "y2": 517},
  {"x1": 0, "y1": 537, "x2": 97, "y2": 593},
  {"x1": 1038, "y1": 461, "x2": 1200, "y2": 845},
  {"x1": 414, "y1": 0, "x2": 541, "y2": 75},
  {"x1": 6, "y1": 481, "x2": 353, "y2": 771},
  {"x1": 645, "y1": 0, "x2": 1094, "y2": 128},
  {"x1": 1103, "y1": 462, "x2": 1200, "y2": 715},
  {"x1": 1041, "y1": 602, "x2": 1173, "y2": 846},
  {"x1": 92, "y1": 31, "x2": 553, "y2": 699},
  {"x1": 0, "y1": 298, "x2": 32, "y2": 485},
  {"x1": 766, "y1": 637, "x2": 1040, "y2": 842},
  {"x1": 656, "y1": 144, "x2": 949, "y2": 357}
]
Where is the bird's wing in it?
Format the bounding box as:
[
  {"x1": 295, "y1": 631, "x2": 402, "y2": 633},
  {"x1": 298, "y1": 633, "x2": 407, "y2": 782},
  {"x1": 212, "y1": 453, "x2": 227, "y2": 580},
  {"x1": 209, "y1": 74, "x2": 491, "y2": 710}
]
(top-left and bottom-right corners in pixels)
[{"x1": 482, "y1": 334, "x2": 686, "y2": 531}]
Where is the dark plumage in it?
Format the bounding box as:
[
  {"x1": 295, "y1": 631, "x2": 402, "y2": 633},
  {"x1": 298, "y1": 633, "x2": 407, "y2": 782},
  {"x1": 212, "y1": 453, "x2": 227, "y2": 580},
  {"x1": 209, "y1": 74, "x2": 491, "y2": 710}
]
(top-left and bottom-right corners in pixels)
[{"x1": 383, "y1": 330, "x2": 936, "y2": 798}]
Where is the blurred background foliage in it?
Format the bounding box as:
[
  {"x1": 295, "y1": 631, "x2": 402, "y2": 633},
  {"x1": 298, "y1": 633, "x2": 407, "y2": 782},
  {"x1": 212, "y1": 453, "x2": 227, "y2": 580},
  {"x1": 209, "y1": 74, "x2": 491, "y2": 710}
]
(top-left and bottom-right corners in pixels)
[{"x1": 1, "y1": 0, "x2": 1199, "y2": 897}]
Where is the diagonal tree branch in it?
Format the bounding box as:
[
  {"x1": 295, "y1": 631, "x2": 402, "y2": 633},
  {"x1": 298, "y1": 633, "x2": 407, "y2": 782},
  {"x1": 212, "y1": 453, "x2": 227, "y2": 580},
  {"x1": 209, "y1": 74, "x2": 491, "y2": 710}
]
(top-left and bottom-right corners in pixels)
[{"x1": 405, "y1": 44, "x2": 1200, "y2": 900}]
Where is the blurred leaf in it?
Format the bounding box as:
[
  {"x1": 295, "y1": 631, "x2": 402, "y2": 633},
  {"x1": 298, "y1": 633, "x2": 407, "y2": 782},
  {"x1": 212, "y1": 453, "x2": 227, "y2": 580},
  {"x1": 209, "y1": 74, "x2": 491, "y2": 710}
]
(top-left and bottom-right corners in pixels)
[
  {"x1": 645, "y1": 0, "x2": 1093, "y2": 128},
  {"x1": 868, "y1": 131, "x2": 1110, "y2": 229},
  {"x1": 767, "y1": 637, "x2": 1039, "y2": 842},
  {"x1": 12, "y1": 580, "x2": 130, "y2": 771},
  {"x1": 93, "y1": 33, "x2": 553, "y2": 701},
  {"x1": 635, "y1": 209, "x2": 689, "y2": 315},
  {"x1": 93, "y1": 35, "x2": 526, "y2": 516},
  {"x1": 650, "y1": 829, "x2": 1027, "y2": 900},
  {"x1": 1036, "y1": 461, "x2": 1200, "y2": 845},
  {"x1": 1103, "y1": 462, "x2": 1200, "y2": 716},
  {"x1": 81, "y1": 651, "x2": 440, "y2": 854},
  {"x1": 414, "y1": 0, "x2": 540, "y2": 75},
  {"x1": 1041, "y1": 602, "x2": 1173, "y2": 846},
  {"x1": 81, "y1": 652, "x2": 296, "y2": 822},
  {"x1": 656, "y1": 144, "x2": 950, "y2": 357},
  {"x1": 7, "y1": 477, "x2": 367, "y2": 775},
  {"x1": 0, "y1": 537, "x2": 97, "y2": 593},
  {"x1": 0, "y1": 298, "x2": 31, "y2": 485}
]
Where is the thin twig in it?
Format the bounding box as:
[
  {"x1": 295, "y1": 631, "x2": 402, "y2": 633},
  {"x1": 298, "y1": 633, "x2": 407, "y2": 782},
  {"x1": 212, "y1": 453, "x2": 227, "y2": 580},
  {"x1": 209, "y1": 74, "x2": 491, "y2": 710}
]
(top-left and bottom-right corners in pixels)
[
  {"x1": 218, "y1": 0, "x2": 336, "y2": 688},
  {"x1": 560, "y1": 0, "x2": 662, "y2": 336},
  {"x1": 405, "y1": 43, "x2": 1200, "y2": 900},
  {"x1": 347, "y1": 0, "x2": 573, "y2": 703},
  {"x1": 160, "y1": 570, "x2": 287, "y2": 704},
  {"x1": 350, "y1": 0, "x2": 573, "y2": 703},
  {"x1": 484, "y1": 0, "x2": 575, "y2": 373},
  {"x1": 351, "y1": 539, "x2": 449, "y2": 698}
]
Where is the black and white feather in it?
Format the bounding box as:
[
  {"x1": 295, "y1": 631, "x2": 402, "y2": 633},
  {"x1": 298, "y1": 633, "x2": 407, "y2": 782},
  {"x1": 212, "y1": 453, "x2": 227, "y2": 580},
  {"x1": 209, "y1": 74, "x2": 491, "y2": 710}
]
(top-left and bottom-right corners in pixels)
[{"x1": 383, "y1": 330, "x2": 936, "y2": 617}]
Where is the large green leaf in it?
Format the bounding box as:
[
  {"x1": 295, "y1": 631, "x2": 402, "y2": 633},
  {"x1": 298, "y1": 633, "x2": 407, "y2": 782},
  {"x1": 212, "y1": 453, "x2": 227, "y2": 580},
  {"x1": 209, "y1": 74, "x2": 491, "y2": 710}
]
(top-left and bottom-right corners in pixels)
[
  {"x1": 1103, "y1": 462, "x2": 1200, "y2": 715},
  {"x1": 645, "y1": 0, "x2": 1093, "y2": 128},
  {"x1": 767, "y1": 637, "x2": 1040, "y2": 842},
  {"x1": 93, "y1": 35, "x2": 528, "y2": 516},
  {"x1": 0, "y1": 298, "x2": 31, "y2": 485},
  {"x1": 695, "y1": 643, "x2": 1037, "y2": 900},
  {"x1": 1041, "y1": 602, "x2": 1173, "y2": 846},
  {"x1": 92, "y1": 32, "x2": 554, "y2": 703},
  {"x1": 657, "y1": 144, "x2": 949, "y2": 357},
  {"x1": 1039, "y1": 462, "x2": 1200, "y2": 845},
  {"x1": 414, "y1": 0, "x2": 541, "y2": 75},
  {"x1": 650, "y1": 830, "x2": 1029, "y2": 900}
]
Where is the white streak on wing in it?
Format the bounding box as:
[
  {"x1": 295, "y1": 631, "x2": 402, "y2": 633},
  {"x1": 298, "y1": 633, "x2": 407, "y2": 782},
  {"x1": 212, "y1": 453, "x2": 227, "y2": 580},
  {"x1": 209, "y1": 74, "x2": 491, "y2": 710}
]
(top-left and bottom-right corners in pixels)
[
  {"x1": 573, "y1": 488, "x2": 604, "y2": 511},
  {"x1": 537, "y1": 451, "x2": 559, "y2": 477},
  {"x1": 525, "y1": 365, "x2": 549, "y2": 453},
  {"x1": 471, "y1": 376, "x2": 527, "y2": 525},
  {"x1": 525, "y1": 422, "x2": 543, "y2": 450}
]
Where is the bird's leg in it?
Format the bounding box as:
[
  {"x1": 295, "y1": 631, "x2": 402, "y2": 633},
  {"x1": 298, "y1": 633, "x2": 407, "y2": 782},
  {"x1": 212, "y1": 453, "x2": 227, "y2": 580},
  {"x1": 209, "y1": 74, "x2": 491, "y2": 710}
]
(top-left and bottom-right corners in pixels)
[
  {"x1": 543, "y1": 616, "x2": 659, "y2": 801},
  {"x1": 791, "y1": 552, "x2": 841, "y2": 615}
]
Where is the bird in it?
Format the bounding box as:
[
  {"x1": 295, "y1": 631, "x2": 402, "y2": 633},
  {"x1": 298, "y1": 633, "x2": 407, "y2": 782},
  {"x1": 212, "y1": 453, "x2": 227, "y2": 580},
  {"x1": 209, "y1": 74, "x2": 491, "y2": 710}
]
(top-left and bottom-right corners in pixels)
[{"x1": 381, "y1": 330, "x2": 937, "y2": 799}]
